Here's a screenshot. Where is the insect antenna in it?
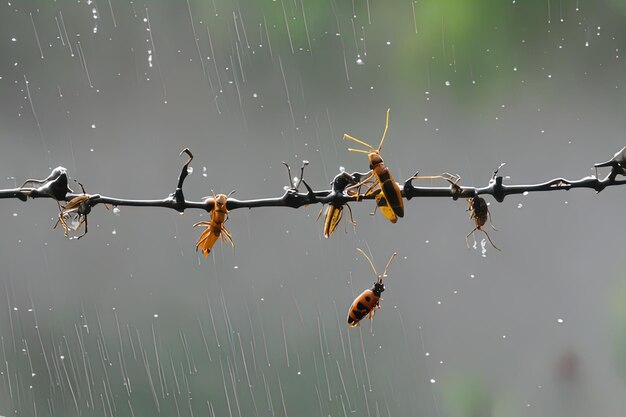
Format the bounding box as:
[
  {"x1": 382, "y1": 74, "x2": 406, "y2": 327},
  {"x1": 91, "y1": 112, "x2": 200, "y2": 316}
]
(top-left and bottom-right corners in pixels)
[
  {"x1": 376, "y1": 107, "x2": 391, "y2": 152},
  {"x1": 343, "y1": 134, "x2": 375, "y2": 151},
  {"x1": 381, "y1": 252, "x2": 397, "y2": 280},
  {"x1": 347, "y1": 148, "x2": 372, "y2": 154},
  {"x1": 356, "y1": 248, "x2": 379, "y2": 280}
]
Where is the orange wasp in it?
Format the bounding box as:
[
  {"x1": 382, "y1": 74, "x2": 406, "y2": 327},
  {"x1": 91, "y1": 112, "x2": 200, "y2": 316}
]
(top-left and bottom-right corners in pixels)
[
  {"x1": 194, "y1": 191, "x2": 235, "y2": 257},
  {"x1": 347, "y1": 248, "x2": 397, "y2": 327},
  {"x1": 343, "y1": 108, "x2": 405, "y2": 220}
]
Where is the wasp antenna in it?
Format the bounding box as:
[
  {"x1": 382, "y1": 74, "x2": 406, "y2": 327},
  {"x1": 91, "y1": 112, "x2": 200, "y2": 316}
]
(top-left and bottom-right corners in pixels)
[
  {"x1": 347, "y1": 148, "x2": 372, "y2": 155},
  {"x1": 343, "y1": 134, "x2": 375, "y2": 150},
  {"x1": 377, "y1": 108, "x2": 391, "y2": 152},
  {"x1": 381, "y1": 252, "x2": 397, "y2": 279},
  {"x1": 227, "y1": 190, "x2": 236, "y2": 198},
  {"x1": 356, "y1": 248, "x2": 379, "y2": 278}
]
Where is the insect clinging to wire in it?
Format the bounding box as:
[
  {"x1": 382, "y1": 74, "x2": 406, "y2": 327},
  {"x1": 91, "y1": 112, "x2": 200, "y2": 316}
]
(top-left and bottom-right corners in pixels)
[
  {"x1": 342, "y1": 108, "x2": 405, "y2": 220},
  {"x1": 466, "y1": 195, "x2": 501, "y2": 251},
  {"x1": 318, "y1": 170, "x2": 368, "y2": 238},
  {"x1": 53, "y1": 181, "x2": 96, "y2": 239},
  {"x1": 194, "y1": 191, "x2": 235, "y2": 257},
  {"x1": 347, "y1": 248, "x2": 397, "y2": 327}
]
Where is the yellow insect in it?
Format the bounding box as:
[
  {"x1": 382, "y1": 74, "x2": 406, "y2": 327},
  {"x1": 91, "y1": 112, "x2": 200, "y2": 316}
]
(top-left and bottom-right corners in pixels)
[
  {"x1": 318, "y1": 171, "x2": 367, "y2": 237},
  {"x1": 371, "y1": 192, "x2": 397, "y2": 224},
  {"x1": 194, "y1": 191, "x2": 235, "y2": 257},
  {"x1": 466, "y1": 196, "x2": 500, "y2": 251},
  {"x1": 343, "y1": 108, "x2": 405, "y2": 220}
]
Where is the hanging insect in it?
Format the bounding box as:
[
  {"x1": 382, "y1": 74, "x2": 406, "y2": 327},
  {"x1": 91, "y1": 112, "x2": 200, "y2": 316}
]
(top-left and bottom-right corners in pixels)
[
  {"x1": 194, "y1": 191, "x2": 235, "y2": 257},
  {"x1": 342, "y1": 108, "x2": 405, "y2": 219},
  {"x1": 54, "y1": 181, "x2": 93, "y2": 239},
  {"x1": 318, "y1": 170, "x2": 368, "y2": 238},
  {"x1": 347, "y1": 248, "x2": 397, "y2": 327},
  {"x1": 466, "y1": 195, "x2": 501, "y2": 251}
]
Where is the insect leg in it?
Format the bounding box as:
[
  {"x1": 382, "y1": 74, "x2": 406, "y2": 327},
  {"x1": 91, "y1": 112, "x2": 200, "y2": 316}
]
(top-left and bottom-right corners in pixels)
[
  {"x1": 466, "y1": 227, "x2": 478, "y2": 249},
  {"x1": 221, "y1": 226, "x2": 235, "y2": 248},
  {"x1": 488, "y1": 210, "x2": 498, "y2": 231},
  {"x1": 344, "y1": 172, "x2": 375, "y2": 197},
  {"x1": 75, "y1": 216, "x2": 88, "y2": 240},
  {"x1": 316, "y1": 205, "x2": 325, "y2": 221}
]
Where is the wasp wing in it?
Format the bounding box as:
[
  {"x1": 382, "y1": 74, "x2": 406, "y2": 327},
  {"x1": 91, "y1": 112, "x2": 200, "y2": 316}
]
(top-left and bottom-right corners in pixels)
[
  {"x1": 194, "y1": 222, "x2": 220, "y2": 257},
  {"x1": 323, "y1": 204, "x2": 343, "y2": 238},
  {"x1": 376, "y1": 194, "x2": 398, "y2": 224}
]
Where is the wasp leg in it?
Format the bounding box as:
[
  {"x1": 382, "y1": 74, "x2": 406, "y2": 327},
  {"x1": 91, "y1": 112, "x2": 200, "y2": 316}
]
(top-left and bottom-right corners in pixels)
[
  {"x1": 221, "y1": 226, "x2": 235, "y2": 248},
  {"x1": 466, "y1": 227, "x2": 478, "y2": 249},
  {"x1": 316, "y1": 205, "x2": 325, "y2": 222},
  {"x1": 345, "y1": 203, "x2": 357, "y2": 233},
  {"x1": 344, "y1": 171, "x2": 375, "y2": 197},
  {"x1": 480, "y1": 229, "x2": 501, "y2": 251},
  {"x1": 362, "y1": 178, "x2": 381, "y2": 198},
  {"x1": 75, "y1": 216, "x2": 88, "y2": 240},
  {"x1": 488, "y1": 211, "x2": 498, "y2": 231},
  {"x1": 193, "y1": 221, "x2": 212, "y2": 228}
]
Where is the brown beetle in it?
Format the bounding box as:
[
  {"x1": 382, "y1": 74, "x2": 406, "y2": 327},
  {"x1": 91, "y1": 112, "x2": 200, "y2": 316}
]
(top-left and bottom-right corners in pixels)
[{"x1": 466, "y1": 196, "x2": 500, "y2": 251}]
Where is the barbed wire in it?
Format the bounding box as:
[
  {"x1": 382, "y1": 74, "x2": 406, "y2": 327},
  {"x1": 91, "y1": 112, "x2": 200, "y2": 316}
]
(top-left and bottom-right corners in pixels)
[{"x1": 1, "y1": 146, "x2": 624, "y2": 242}]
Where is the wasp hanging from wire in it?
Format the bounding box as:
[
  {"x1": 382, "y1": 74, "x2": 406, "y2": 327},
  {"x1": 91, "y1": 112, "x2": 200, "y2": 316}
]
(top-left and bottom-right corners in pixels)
[
  {"x1": 54, "y1": 181, "x2": 97, "y2": 239},
  {"x1": 466, "y1": 195, "x2": 500, "y2": 251},
  {"x1": 347, "y1": 248, "x2": 397, "y2": 327},
  {"x1": 318, "y1": 170, "x2": 369, "y2": 238},
  {"x1": 342, "y1": 108, "x2": 405, "y2": 220},
  {"x1": 194, "y1": 191, "x2": 235, "y2": 257}
]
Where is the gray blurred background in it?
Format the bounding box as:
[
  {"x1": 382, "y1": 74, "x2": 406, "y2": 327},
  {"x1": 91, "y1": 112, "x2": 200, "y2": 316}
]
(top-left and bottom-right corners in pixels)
[{"x1": 0, "y1": 1, "x2": 625, "y2": 416}]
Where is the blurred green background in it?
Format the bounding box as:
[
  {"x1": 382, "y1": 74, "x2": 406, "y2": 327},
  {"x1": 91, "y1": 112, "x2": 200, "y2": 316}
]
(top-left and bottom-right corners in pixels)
[{"x1": 0, "y1": 1, "x2": 624, "y2": 416}]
